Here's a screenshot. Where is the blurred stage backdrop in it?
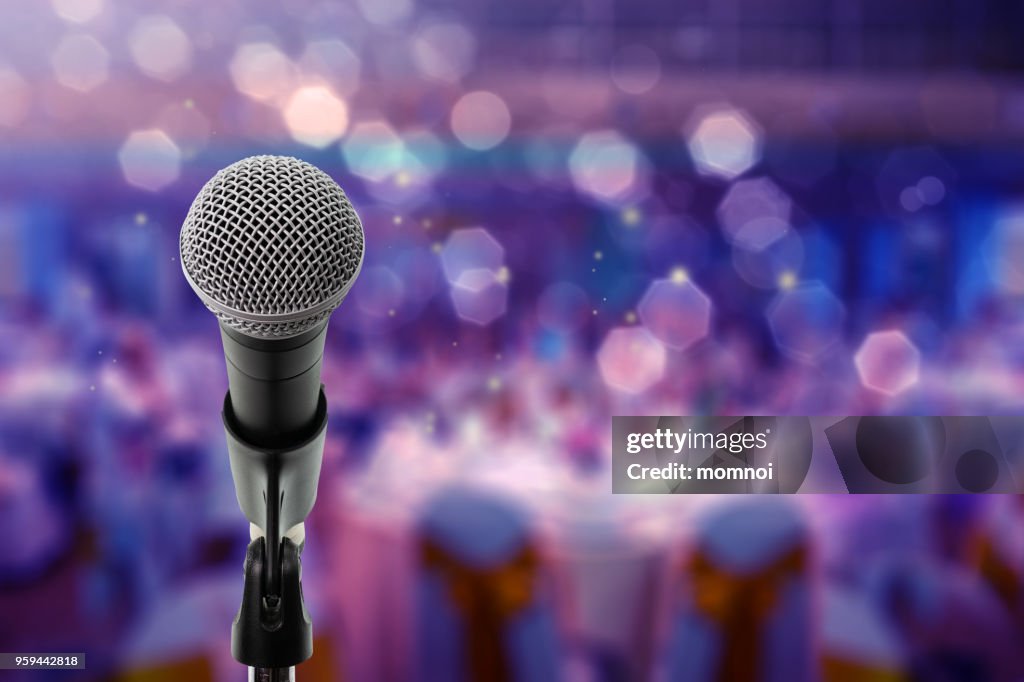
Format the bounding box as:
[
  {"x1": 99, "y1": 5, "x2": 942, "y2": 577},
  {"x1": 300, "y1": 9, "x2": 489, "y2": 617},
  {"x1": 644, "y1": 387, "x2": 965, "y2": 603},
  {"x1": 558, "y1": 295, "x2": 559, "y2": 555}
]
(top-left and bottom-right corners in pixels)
[{"x1": 3, "y1": 0, "x2": 1024, "y2": 680}]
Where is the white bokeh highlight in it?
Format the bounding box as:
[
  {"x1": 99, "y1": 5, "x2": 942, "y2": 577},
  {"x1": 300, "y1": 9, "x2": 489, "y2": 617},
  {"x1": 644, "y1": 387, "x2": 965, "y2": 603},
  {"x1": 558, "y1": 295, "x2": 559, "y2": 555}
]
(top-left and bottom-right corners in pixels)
[
  {"x1": 229, "y1": 42, "x2": 294, "y2": 103},
  {"x1": 51, "y1": 0, "x2": 104, "y2": 23},
  {"x1": 283, "y1": 86, "x2": 348, "y2": 148},
  {"x1": 450, "y1": 268, "x2": 508, "y2": 326},
  {"x1": 854, "y1": 330, "x2": 921, "y2": 395},
  {"x1": 440, "y1": 228, "x2": 504, "y2": 284},
  {"x1": 450, "y1": 91, "x2": 511, "y2": 151},
  {"x1": 118, "y1": 129, "x2": 182, "y2": 192},
  {"x1": 129, "y1": 16, "x2": 192, "y2": 82},
  {"x1": 686, "y1": 106, "x2": 762, "y2": 179},
  {"x1": 568, "y1": 130, "x2": 646, "y2": 204},
  {"x1": 598, "y1": 327, "x2": 667, "y2": 394}
]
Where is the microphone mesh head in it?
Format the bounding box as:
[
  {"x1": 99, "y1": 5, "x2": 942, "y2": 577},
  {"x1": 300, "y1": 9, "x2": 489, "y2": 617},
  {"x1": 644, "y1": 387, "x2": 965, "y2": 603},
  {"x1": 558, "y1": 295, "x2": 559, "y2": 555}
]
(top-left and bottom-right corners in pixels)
[{"x1": 180, "y1": 155, "x2": 364, "y2": 338}]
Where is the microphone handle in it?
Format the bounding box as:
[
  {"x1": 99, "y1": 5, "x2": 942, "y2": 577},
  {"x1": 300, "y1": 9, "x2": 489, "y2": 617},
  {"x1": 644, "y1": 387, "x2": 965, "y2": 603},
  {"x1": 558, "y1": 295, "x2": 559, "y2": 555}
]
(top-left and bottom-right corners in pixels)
[{"x1": 220, "y1": 323, "x2": 328, "y2": 449}]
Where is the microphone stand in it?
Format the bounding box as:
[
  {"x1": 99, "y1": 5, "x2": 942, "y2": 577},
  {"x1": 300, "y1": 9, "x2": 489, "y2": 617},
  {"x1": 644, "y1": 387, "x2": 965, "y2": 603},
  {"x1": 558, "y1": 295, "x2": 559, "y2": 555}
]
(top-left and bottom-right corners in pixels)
[{"x1": 251, "y1": 667, "x2": 294, "y2": 682}]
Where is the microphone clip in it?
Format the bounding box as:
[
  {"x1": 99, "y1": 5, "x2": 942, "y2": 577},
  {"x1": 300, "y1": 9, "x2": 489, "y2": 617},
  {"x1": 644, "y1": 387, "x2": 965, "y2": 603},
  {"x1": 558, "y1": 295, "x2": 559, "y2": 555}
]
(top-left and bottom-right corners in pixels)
[{"x1": 222, "y1": 387, "x2": 329, "y2": 669}]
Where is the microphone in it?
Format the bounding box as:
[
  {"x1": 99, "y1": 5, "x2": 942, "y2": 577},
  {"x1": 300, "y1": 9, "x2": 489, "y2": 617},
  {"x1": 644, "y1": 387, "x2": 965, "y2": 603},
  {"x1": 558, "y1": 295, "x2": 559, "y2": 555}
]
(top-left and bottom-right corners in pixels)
[{"x1": 179, "y1": 155, "x2": 364, "y2": 675}]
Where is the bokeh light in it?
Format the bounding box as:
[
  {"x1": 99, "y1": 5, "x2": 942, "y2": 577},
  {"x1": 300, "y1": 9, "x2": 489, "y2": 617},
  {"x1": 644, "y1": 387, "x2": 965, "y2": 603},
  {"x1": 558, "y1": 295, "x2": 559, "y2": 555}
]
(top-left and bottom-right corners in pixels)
[
  {"x1": 155, "y1": 101, "x2": 210, "y2": 160},
  {"x1": 0, "y1": 64, "x2": 30, "y2": 127},
  {"x1": 342, "y1": 120, "x2": 404, "y2": 182},
  {"x1": 854, "y1": 330, "x2": 922, "y2": 395},
  {"x1": 356, "y1": 0, "x2": 412, "y2": 27},
  {"x1": 51, "y1": 33, "x2": 109, "y2": 92},
  {"x1": 411, "y1": 20, "x2": 477, "y2": 83},
  {"x1": 229, "y1": 42, "x2": 294, "y2": 103},
  {"x1": 568, "y1": 130, "x2": 647, "y2": 204},
  {"x1": 439, "y1": 228, "x2": 504, "y2": 284},
  {"x1": 354, "y1": 266, "x2": 404, "y2": 319},
  {"x1": 450, "y1": 91, "x2": 511, "y2": 151},
  {"x1": 875, "y1": 147, "x2": 956, "y2": 215},
  {"x1": 283, "y1": 86, "x2": 348, "y2": 149},
  {"x1": 610, "y1": 45, "x2": 662, "y2": 95},
  {"x1": 597, "y1": 327, "x2": 666, "y2": 394},
  {"x1": 50, "y1": 0, "x2": 103, "y2": 23},
  {"x1": 767, "y1": 281, "x2": 846, "y2": 363},
  {"x1": 128, "y1": 15, "x2": 192, "y2": 82},
  {"x1": 982, "y1": 208, "x2": 1024, "y2": 294},
  {"x1": 717, "y1": 177, "x2": 792, "y2": 251},
  {"x1": 732, "y1": 229, "x2": 805, "y2": 290},
  {"x1": 117, "y1": 129, "x2": 181, "y2": 192},
  {"x1": 399, "y1": 128, "x2": 446, "y2": 182},
  {"x1": 637, "y1": 277, "x2": 712, "y2": 351},
  {"x1": 299, "y1": 39, "x2": 361, "y2": 96},
  {"x1": 686, "y1": 105, "x2": 762, "y2": 180},
  {"x1": 450, "y1": 268, "x2": 508, "y2": 326}
]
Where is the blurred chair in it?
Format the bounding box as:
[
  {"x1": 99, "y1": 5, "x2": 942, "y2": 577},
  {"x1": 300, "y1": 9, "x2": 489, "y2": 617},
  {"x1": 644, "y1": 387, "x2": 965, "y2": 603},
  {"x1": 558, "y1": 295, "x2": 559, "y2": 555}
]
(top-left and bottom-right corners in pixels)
[
  {"x1": 873, "y1": 558, "x2": 1022, "y2": 682},
  {"x1": 417, "y1": 487, "x2": 561, "y2": 682},
  {"x1": 821, "y1": 586, "x2": 908, "y2": 681},
  {"x1": 116, "y1": 656, "x2": 214, "y2": 682},
  {"x1": 115, "y1": 573, "x2": 238, "y2": 682},
  {"x1": 662, "y1": 499, "x2": 814, "y2": 682},
  {"x1": 298, "y1": 634, "x2": 344, "y2": 682}
]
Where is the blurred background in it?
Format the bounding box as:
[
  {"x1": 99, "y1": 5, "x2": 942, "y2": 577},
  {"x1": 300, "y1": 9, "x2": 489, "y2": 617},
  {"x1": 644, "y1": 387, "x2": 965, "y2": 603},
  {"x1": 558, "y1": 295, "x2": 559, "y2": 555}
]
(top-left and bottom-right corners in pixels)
[{"x1": 2, "y1": 0, "x2": 1024, "y2": 680}]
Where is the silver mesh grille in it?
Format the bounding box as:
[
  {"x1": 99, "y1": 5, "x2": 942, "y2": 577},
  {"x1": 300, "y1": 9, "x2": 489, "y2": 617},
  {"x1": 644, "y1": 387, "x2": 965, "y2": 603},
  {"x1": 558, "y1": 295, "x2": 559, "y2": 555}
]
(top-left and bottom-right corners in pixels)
[{"x1": 179, "y1": 155, "x2": 364, "y2": 338}]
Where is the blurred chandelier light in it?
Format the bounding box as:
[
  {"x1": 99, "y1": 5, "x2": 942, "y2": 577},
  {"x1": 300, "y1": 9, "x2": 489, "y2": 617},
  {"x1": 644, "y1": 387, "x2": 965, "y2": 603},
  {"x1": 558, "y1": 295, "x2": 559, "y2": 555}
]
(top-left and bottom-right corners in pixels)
[
  {"x1": 450, "y1": 268, "x2": 508, "y2": 326},
  {"x1": 229, "y1": 42, "x2": 295, "y2": 103},
  {"x1": 411, "y1": 20, "x2": 477, "y2": 83},
  {"x1": 568, "y1": 130, "x2": 647, "y2": 204},
  {"x1": 854, "y1": 330, "x2": 922, "y2": 395},
  {"x1": 686, "y1": 105, "x2": 762, "y2": 180},
  {"x1": 283, "y1": 86, "x2": 349, "y2": 148},
  {"x1": 118, "y1": 129, "x2": 182, "y2": 192},
  {"x1": 51, "y1": 33, "x2": 109, "y2": 92},
  {"x1": 129, "y1": 15, "x2": 192, "y2": 82},
  {"x1": 598, "y1": 327, "x2": 667, "y2": 394},
  {"x1": 450, "y1": 91, "x2": 511, "y2": 151},
  {"x1": 440, "y1": 228, "x2": 504, "y2": 285},
  {"x1": 51, "y1": 0, "x2": 104, "y2": 23}
]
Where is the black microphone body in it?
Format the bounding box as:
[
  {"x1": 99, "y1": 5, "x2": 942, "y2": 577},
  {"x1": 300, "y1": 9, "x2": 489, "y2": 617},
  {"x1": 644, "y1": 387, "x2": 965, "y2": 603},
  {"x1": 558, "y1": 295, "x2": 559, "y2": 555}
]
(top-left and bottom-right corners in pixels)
[{"x1": 221, "y1": 322, "x2": 328, "y2": 449}]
